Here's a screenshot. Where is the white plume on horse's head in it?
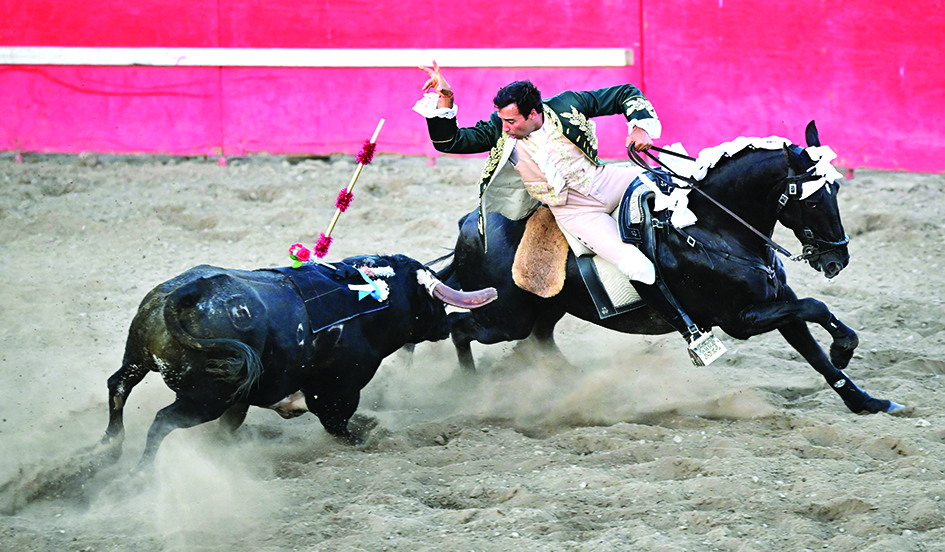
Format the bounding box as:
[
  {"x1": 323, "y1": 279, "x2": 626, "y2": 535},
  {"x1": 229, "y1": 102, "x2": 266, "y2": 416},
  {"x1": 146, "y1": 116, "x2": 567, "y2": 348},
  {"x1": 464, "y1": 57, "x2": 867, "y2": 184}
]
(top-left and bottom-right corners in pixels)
[{"x1": 801, "y1": 145, "x2": 844, "y2": 199}]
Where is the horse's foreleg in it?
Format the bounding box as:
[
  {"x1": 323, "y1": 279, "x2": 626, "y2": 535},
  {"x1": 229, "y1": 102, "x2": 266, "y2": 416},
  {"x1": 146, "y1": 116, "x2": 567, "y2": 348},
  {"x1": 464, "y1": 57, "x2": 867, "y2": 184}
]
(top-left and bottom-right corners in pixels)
[
  {"x1": 739, "y1": 297, "x2": 857, "y2": 368},
  {"x1": 777, "y1": 321, "x2": 897, "y2": 414},
  {"x1": 735, "y1": 299, "x2": 898, "y2": 413},
  {"x1": 527, "y1": 306, "x2": 566, "y2": 355}
]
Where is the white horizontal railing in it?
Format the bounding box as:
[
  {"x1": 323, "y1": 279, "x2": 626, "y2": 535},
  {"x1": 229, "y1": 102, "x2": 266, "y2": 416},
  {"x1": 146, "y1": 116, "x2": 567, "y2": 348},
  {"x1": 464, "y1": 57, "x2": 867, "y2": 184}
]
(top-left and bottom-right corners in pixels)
[{"x1": 0, "y1": 47, "x2": 633, "y2": 67}]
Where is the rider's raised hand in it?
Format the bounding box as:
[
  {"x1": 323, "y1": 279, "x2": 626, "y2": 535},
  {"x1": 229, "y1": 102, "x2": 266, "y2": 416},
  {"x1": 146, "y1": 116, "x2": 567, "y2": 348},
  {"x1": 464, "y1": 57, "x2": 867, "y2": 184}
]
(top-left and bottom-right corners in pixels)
[{"x1": 418, "y1": 60, "x2": 454, "y2": 107}]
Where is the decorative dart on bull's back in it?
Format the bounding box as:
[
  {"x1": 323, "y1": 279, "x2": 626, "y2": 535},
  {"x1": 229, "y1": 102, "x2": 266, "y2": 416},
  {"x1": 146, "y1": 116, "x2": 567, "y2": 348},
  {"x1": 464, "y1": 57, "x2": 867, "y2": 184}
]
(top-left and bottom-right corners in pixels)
[{"x1": 310, "y1": 118, "x2": 385, "y2": 259}]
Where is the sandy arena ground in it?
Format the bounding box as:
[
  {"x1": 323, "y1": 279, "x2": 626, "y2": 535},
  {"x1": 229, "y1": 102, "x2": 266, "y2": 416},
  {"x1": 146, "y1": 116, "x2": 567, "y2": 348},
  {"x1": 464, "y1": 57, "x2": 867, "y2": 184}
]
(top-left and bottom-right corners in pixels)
[{"x1": 1, "y1": 148, "x2": 944, "y2": 552}]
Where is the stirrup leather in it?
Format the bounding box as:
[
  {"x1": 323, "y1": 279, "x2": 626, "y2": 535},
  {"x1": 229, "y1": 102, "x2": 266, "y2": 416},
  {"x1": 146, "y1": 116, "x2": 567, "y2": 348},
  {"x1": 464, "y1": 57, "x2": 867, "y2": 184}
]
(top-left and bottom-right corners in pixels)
[
  {"x1": 687, "y1": 331, "x2": 727, "y2": 367},
  {"x1": 651, "y1": 278, "x2": 727, "y2": 367}
]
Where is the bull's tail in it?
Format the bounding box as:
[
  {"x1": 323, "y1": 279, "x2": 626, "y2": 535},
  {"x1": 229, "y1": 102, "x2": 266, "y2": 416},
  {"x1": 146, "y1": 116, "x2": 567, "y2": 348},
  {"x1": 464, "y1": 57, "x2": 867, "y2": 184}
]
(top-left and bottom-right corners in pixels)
[{"x1": 163, "y1": 278, "x2": 264, "y2": 400}]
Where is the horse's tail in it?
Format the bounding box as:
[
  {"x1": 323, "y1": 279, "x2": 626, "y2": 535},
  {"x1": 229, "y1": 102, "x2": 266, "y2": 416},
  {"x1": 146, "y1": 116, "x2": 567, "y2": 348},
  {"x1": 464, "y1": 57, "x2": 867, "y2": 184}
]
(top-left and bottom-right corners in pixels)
[{"x1": 426, "y1": 251, "x2": 457, "y2": 286}]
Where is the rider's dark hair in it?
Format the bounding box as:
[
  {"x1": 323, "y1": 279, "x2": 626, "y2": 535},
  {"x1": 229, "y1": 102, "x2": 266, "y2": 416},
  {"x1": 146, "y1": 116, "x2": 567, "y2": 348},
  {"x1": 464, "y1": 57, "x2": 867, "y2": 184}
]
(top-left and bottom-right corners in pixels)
[{"x1": 494, "y1": 80, "x2": 542, "y2": 119}]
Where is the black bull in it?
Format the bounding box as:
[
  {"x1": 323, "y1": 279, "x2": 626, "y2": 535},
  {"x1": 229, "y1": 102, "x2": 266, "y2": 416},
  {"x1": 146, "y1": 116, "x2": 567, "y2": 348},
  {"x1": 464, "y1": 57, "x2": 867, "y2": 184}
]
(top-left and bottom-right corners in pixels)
[
  {"x1": 437, "y1": 122, "x2": 902, "y2": 415},
  {"x1": 102, "y1": 254, "x2": 496, "y2": 467}
]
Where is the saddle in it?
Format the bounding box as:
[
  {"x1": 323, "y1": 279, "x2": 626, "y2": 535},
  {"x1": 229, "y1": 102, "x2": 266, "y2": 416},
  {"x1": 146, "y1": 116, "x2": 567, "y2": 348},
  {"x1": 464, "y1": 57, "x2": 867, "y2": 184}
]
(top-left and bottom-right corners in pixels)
[{"x1": 512, "y1": 167, "x2": 688, "y2": 319}]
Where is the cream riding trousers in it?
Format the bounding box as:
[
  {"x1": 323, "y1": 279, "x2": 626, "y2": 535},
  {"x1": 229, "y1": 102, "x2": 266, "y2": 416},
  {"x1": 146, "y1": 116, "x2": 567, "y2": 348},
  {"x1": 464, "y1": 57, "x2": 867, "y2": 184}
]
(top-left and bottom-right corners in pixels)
[{"x1": 549, "y1": 164, "x2": 656, "y2": 284}]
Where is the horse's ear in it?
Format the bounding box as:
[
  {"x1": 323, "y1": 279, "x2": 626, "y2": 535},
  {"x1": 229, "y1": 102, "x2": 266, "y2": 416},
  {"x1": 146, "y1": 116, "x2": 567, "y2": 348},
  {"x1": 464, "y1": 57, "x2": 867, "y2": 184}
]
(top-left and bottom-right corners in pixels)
[
  {"x1": 784, "y1": 143, "x2": 805, "y2": 172},
  {"x1": 805, "y1": 120, "x2": 821, "y2": 148}
]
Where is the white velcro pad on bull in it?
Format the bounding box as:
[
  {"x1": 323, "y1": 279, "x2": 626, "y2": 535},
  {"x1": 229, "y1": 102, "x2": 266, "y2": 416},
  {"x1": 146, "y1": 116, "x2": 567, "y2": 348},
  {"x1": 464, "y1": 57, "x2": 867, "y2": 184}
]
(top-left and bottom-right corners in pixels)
[{"x1": 558, "y1": 222, "x2": 641, "y2": 315}]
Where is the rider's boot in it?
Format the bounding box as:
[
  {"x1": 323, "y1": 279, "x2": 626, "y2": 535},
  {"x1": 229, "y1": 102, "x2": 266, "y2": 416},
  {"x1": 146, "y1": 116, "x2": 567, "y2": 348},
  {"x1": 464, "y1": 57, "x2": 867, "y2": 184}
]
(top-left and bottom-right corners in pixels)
[{"x1": 630, "y1": 279, "x2": 727, "y2": 366}]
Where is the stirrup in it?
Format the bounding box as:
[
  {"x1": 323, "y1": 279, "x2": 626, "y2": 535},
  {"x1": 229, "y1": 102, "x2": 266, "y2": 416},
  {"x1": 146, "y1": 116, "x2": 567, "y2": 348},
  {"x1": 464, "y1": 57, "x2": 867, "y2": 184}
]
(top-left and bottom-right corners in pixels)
[{"x1": 687, "y1": 331, "x2": 726, "y2": 367}]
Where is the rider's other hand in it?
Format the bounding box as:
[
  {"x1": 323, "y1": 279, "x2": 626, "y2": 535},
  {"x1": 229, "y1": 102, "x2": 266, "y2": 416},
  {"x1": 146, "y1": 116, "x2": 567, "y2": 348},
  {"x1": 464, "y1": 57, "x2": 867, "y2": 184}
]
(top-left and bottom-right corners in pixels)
[{"x1": 627, "y1": 126, "x2": 653, "y2": 152}]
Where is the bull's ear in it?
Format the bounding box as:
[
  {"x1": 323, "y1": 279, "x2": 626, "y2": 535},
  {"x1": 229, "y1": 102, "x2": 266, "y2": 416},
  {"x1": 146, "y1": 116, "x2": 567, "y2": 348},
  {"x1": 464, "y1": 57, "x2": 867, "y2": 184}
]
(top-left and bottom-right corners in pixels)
[
  {"x1": 805, "y1": 120, "x2": 821, "y2": 148},
  {"x1": 313, "y1": 324, "x2": 343, "y2": 356}
]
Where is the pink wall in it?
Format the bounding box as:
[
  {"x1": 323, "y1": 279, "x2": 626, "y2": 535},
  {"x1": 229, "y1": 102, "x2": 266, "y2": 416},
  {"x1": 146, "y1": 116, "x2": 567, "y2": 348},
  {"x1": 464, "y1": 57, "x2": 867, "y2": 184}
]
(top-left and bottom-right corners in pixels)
[
  {"x1": 1, "y1": 0, "x2": 943, "y2": 171},
  {"x1": 643, "y1": 0, "x2": 945, "y2": 172}
]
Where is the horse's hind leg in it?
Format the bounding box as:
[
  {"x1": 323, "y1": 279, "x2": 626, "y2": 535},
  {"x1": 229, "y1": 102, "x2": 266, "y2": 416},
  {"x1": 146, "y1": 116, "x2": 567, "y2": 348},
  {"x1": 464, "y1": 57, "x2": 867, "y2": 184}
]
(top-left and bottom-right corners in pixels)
[
  {"x1": 219, "y1": 402, "x2": 250, "y2": 434},
  {"x1": 449, "y1": 312, "x2": 479, "y2": 373},
  {"x1": 529, "y1": 306, "x2": 566, "y2": 351}
]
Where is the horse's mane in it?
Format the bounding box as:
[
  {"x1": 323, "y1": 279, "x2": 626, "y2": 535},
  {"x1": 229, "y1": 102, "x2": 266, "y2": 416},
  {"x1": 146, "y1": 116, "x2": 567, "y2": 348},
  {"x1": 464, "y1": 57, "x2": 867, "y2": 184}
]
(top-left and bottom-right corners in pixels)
[{"x1": 700, "y1": 147, "x2": 788, "y2": 193}]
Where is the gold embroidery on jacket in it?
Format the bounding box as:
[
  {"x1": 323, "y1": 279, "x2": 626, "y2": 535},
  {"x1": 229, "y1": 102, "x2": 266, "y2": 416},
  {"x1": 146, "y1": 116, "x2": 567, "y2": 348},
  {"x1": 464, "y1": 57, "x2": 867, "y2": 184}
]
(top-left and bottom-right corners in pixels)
[
  {"x1": 544, "y1": 105, "x2": 563, "y2": 134},
  {"x1": 560, "y1": 107, "x2": 598, "y2": 151},
  {"x1": 623, "y1": 96, "x2": 657, "y2": 119},
  {"x1": 478, "y1": 133, "x2": 508, "y2": 193}
]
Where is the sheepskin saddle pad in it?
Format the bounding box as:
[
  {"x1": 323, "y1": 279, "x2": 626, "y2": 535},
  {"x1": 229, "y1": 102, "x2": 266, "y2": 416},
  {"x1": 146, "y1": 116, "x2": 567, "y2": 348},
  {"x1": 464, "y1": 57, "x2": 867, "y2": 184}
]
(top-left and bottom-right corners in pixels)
[{"x1": 512, "y1": 207, "x2": 569, "y2": 298}]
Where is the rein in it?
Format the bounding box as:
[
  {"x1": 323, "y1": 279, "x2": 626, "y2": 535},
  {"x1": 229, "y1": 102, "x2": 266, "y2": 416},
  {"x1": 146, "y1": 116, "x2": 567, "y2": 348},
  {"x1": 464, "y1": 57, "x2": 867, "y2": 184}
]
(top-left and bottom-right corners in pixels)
[{"x1": 627, "y1": 145, "x2": 801, "y2": 260}]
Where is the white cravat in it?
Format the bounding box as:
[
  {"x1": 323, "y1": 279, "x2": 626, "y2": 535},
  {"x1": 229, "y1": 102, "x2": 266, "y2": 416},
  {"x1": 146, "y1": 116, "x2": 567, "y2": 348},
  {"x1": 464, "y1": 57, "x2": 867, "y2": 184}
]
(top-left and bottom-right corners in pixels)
[{"x1": 520, "y1": 120, "x2": 568, "y2": 194}]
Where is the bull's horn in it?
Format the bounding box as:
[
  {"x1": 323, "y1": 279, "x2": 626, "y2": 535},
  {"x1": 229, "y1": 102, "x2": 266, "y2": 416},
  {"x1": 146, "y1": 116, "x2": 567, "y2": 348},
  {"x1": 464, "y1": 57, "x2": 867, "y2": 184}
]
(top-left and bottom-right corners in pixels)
[{"x1": 417, "y1": 270, "x2": 497, "y2": 309}]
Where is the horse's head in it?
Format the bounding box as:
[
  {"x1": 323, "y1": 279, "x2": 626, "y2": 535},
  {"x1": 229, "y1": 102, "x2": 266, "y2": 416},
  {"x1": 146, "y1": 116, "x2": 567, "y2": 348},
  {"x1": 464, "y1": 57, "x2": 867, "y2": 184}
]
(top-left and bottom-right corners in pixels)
[{"x1": 777, "y1": 121, "x2": 850, "y2": 279}]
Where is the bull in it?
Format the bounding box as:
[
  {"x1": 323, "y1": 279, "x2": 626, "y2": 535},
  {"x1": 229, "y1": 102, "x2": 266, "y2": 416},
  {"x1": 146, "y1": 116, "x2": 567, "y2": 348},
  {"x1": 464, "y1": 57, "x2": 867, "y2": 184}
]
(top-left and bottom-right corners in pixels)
[{"x1": 101, "y1": 254, "x2": 496, "y2": 468}]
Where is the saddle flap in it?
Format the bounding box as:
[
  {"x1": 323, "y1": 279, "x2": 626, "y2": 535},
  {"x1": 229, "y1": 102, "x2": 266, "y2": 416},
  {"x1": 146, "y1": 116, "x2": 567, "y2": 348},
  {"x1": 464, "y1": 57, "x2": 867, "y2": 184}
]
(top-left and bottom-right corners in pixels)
[{"x1": 575, "y1": 255, "x2": 643, "y2": 319}]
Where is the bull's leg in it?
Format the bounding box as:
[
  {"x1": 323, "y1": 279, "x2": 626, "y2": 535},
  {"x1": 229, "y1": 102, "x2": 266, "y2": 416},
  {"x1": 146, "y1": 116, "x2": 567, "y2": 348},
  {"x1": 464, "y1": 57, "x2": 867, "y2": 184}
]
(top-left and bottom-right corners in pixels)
[
  {"x1": 306, "y1": 387, "x2": 362, "y2": 445},
  {"x1": 219, "y1": 402, "x2": 250, "y2": 434},
  {"x1": 104, "y1": 361, "x2": 150, "y2": 446},
  {"x1": 739, "y1": 297, "x2": 857, "y2": 368},
  {"x1": 138, "y1": 397, "x2": 231, "y2": 469}
]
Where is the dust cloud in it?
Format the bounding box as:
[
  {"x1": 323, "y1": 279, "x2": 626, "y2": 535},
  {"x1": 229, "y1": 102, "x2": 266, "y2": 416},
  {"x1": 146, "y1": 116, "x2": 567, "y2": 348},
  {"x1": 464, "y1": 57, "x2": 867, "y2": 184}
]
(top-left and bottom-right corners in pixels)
[{"x1": 2, "y1": 155, "x2": 944, "y2": 551}]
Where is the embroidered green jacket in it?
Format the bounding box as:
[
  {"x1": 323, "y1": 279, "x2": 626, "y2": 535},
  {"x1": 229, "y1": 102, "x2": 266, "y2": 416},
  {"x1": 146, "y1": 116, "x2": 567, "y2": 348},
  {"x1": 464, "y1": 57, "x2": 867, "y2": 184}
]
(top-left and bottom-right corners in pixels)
[{"x1": 425, "y1": 84, "x2": 658, "y2": 247}]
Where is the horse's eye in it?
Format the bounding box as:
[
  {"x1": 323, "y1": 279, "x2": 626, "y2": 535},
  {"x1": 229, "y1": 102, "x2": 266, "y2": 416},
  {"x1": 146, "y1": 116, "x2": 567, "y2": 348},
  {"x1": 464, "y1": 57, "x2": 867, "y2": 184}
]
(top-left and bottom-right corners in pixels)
[{"x1": 805, "y1": 201, "x2": 819, "y2": 209}]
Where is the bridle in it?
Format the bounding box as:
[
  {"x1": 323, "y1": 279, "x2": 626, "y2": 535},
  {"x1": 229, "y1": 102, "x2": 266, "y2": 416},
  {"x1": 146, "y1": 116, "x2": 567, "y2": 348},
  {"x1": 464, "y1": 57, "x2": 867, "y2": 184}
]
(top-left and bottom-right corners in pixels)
[
  {"x1": 774, "y1": 145, "x2": 851, "y2": 264},
  {"x1": 627, "y1": 144, "x2": 849, "y2": 264}
]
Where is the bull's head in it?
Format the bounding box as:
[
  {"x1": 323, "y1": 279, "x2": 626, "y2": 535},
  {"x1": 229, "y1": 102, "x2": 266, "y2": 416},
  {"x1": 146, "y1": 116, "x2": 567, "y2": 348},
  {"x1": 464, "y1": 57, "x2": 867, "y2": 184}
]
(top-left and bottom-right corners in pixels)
[{"x1": 341, "y1": 254, "x2": 497, "y2": 344}]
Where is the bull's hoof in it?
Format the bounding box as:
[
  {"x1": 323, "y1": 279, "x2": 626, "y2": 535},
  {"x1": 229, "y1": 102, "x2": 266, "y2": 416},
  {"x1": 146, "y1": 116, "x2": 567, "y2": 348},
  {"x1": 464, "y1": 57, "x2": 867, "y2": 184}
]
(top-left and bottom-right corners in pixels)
[
  {"x1": 330, "y1": 431, "x2": 362, "y2": 447},
  {"x1": 348, "y1": 413, "x2": 379, "y2": 444}
]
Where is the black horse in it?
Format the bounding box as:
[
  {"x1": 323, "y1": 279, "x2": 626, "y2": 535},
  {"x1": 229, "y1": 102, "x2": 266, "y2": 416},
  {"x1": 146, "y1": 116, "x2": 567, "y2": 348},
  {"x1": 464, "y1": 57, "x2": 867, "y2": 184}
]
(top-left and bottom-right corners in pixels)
[{"x1": 436, "y1": 122, "x2": 901, "y2": 415}]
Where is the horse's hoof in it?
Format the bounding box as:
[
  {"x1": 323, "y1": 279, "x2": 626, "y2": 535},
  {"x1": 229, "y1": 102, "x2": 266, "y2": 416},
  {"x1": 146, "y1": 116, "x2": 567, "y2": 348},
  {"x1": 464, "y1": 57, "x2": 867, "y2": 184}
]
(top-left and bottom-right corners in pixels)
[
  {"x1": 848, "y1": 396, "x2": 903, "y2": 415},
  {"x1": 829, "y1": 344, "x2": 855, "y2": 370},
  {"x1": 886, "y1": 401, "x2": 910, "y2": 415}
]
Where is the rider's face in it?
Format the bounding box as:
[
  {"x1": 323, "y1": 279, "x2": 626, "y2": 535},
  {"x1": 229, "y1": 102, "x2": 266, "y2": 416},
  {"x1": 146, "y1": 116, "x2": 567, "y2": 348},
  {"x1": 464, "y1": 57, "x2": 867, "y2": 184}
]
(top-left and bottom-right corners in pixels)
[{"x1": 497, "y1": 103, "x2": 542, "y2": 139}]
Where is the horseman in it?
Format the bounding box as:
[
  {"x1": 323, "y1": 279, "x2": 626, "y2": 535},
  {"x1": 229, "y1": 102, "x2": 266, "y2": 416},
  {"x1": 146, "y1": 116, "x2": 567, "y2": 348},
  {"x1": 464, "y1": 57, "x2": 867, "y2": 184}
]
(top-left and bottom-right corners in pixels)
[{"x1": 415, "y1": 61, "x2": 721, "y2": 362}]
